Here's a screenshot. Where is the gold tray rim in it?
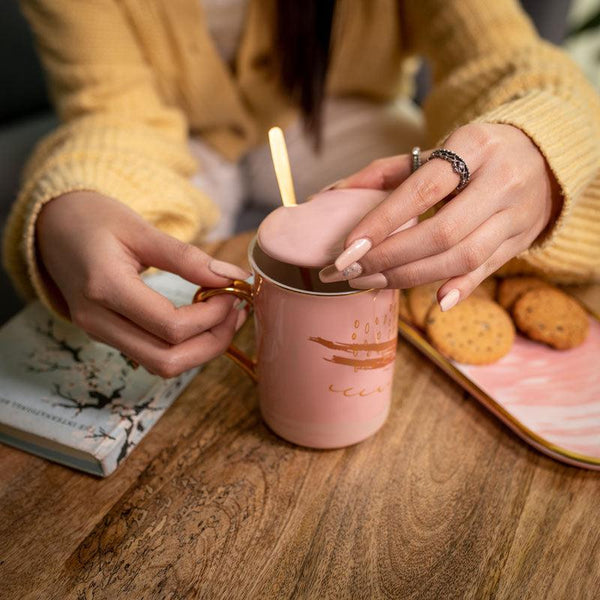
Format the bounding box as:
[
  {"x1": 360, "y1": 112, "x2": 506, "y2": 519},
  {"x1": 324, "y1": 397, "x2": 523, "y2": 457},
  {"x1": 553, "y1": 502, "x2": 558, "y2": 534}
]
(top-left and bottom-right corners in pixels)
[{"x1": 398, "y1": 305, "x2": 600, "y2": 470}]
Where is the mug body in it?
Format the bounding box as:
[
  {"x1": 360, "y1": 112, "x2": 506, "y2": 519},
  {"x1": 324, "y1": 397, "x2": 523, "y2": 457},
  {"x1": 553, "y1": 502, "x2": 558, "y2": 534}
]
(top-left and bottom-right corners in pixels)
[{"x1": 250, "y1": 243, "x2": 399, "y2": 448}]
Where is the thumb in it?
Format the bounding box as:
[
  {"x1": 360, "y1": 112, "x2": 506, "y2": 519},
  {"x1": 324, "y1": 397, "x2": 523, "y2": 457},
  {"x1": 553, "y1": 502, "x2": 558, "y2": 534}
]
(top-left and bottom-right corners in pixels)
[
  {"x1": 330, "y1": 154, "x2": 414, "y2": 192},
  {"x1": 132, "y1": 226, "x2": 250, "y2": 287}
]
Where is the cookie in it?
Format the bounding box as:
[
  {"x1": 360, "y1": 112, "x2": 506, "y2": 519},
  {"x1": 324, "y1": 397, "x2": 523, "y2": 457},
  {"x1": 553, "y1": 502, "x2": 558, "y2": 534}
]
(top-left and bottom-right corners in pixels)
[
  {"x1": 497, "y1": 276, "x2": 552, "y2": 311},
  {"x1": 426, "y1": 297, "x2": 515, "y2": 365},
  {"x1": 512, "y1": 288, "x2": 589, "y2": 350},
  {"x1": 407, "y1": 282, "x2": 440, "y2": 329},
  {"x1": 398, "y1": 291, "x2": 413, "y2": 324},
  {"x1": 472, "y1": 277, "x2": 497, "y2": 300}
]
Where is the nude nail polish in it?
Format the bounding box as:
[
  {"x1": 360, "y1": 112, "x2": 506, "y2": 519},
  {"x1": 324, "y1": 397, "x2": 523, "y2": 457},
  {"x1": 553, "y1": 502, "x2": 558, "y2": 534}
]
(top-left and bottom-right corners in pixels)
[
  {"x1": 319, "y1": 264, "x2": 345, "y2": 283},
  {"x1": 334, "y1": 238, "x2": 372, "y2": 272},
  {"x1": 342, "y1": 262, "x2": 363, "y2": 279},
  {"x1": 209, "y1": 259, "x2": 250, "y2": 281},
  {"x1": 439, "y1": 288, "x2": 460, "y2": 312},
  {"x1": 348, "y1": 273, "x2": 388, "y2": 289},
  {"x1": 319, "y1": 262, "x2": 363, "y2": 283}
]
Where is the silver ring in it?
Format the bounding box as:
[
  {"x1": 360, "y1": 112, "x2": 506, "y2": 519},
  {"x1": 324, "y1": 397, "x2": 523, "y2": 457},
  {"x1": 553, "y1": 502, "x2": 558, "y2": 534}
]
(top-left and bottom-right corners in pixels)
[
  {"x1": 411, "y1": 146, "x2": 421, "y2": 173},
  {"x1": 428, "y1": 148, "x2": 470, "y2": 191}
]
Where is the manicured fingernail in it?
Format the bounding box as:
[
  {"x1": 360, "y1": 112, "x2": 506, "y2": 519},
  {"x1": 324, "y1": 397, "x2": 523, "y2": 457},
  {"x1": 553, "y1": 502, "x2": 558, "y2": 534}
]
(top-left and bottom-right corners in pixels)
[
  {"x1": 209, "y1": 259, "x2": 250, "y2": 281},
  {"x1": 348, "y1": 273, "x2": 388, "y2": 289},
  {"x1": 342, "y1": 262, "x2": 363, "y2": 279},
  {"x1": 439, "y1": 288, "x2": 460, "y2": 312},
  {"x1": 319, "y1": 262, "x2": 363, "y2": 283},
  {"x1": 319, "y1": 264, "x2": 345, "y2": 283},
  {"x1": 319, "y1": 178, "x2": 346, "y2": 193},
  {"x1": 335, "y1": 238, "x2": 372, "y2": 271}
]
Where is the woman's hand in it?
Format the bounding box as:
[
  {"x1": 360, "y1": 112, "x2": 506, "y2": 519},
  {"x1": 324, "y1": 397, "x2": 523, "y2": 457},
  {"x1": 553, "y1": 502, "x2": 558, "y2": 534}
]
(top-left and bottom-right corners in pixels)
[
  {"x1": 36, "y1": 191, "x2": 250, "y2": 377},
  {"x1": 319, "y1": 123, "x2": 561, "y2": 310}
]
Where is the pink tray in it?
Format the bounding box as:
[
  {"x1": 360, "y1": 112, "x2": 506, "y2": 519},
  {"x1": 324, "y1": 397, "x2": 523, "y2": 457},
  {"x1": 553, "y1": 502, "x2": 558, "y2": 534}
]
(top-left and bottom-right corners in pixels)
[{"x1": 398, "y1": 308, "x2": 600, "y2": 470}]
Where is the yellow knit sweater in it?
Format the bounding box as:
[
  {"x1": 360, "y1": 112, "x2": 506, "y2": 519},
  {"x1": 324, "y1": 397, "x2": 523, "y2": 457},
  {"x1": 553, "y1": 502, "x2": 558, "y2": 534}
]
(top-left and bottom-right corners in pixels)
[{"x1": 3, "y1": 0, "x2": 600, "y2": 316}]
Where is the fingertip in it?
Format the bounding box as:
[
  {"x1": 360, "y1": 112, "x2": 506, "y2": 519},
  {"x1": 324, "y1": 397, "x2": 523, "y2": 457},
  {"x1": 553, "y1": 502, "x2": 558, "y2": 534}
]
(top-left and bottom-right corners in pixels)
[
  {"x1": 208, "y1": 259, "x2": 251, "y2": 281},
  {"x1": 439, "y1": 288, "x2": 460, "y2": 312},
  {"x1": 235, "y1": 307, "x2": 249, "y2": 331},
  {"x1": 214, "y1": 304, "x2": 243, "y2": 347},
  {"x1": 219, "y1": 301, "x2": 240, "y2": 327},
  {"x1": 319, "y1": 264, "x2": 346, "y2": 283},
  {"x1": 201, "y1": 292, "x2": 237, "y2": 313},
  {"x1": 348, "y1": 273, "x2": 388, "y2": 289},
  {"x1": 334, "y1": 238, "x2": 372, "y2": 272},
  {"x1": 135, "y1": 230, "x2": 222, "y2": 286}
]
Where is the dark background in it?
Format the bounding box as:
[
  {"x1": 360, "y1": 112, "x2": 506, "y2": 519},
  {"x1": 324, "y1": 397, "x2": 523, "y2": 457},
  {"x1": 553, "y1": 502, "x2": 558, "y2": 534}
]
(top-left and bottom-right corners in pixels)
[{"x1": 0, "y1": 0, "x2": 576, "y2": 324}]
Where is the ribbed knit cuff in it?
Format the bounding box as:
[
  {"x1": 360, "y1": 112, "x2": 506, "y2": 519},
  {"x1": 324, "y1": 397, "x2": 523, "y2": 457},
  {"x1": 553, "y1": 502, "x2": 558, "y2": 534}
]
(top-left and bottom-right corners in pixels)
[{"x1": 474, "y1": 90, "x2": 600, "y2": 281}]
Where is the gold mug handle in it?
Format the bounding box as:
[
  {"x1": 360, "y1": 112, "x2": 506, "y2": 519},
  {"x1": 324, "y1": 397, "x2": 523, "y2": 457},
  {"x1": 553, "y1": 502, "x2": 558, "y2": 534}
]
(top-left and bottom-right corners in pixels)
[{"x1": 193, "y1": 279, "x2": 257, "y2": 382}]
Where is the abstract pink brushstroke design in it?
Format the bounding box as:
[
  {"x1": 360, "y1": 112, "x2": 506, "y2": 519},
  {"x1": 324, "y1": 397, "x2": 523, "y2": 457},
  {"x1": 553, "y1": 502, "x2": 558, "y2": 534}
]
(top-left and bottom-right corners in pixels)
[{"x1": 457, "y1": 316, "x2": 600, "y2": 460}]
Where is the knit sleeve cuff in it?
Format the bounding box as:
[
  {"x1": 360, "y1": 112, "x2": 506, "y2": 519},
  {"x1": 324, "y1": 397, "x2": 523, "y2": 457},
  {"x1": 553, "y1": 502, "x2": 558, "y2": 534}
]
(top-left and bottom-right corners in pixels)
[
  {"x1": 474, "y1": 90, "x2": 600, "y2": 281},
  {"x1": 3, "y1": 158, "x2": 219, "y2": 319}
]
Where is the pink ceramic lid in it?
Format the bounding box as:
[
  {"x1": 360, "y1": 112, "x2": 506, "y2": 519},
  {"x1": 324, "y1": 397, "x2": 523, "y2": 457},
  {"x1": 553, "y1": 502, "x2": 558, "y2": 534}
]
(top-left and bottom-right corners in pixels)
[{"x1": 257, "y1": 189, "x2": 389, "y2": 268}]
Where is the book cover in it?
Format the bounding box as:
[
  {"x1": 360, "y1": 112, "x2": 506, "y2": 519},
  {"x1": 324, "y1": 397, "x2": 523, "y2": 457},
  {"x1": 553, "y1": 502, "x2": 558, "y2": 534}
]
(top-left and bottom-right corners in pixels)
[{"x1": 0, "y1": 271, "x2": 201, "y2": 476}]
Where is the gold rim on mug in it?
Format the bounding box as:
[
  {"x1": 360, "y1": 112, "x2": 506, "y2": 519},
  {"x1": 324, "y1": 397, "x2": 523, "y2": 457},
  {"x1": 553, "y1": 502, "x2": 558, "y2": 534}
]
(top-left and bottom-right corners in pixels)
[
  {"x1": 247, "y1": 236, "x2": 375, "y2": 297},
  {"x1": 192, "y1": 236, "x2": 384, "y2": 380}
]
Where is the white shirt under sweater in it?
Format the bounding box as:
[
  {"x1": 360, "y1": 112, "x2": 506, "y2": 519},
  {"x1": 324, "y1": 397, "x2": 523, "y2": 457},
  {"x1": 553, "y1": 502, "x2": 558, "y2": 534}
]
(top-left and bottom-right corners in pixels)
[
  {"x1": 201, "y1": 0, "x2": 249, "y2": 65},
  {"x1": 193, "y1": 0, "x2": 424, "y2": 240}
]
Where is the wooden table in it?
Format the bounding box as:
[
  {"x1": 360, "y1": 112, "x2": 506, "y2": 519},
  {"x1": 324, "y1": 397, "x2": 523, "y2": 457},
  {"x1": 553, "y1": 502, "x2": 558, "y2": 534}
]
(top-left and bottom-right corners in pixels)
[{"x1": 1, "y1": 231, "x2": 599, "y2": 600}]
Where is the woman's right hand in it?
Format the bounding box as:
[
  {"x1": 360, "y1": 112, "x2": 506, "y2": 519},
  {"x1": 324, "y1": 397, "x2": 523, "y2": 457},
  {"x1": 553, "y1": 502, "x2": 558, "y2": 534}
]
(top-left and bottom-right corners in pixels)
[{"x1": 36, "y1": 191, "x2": 250, "y2": 377}]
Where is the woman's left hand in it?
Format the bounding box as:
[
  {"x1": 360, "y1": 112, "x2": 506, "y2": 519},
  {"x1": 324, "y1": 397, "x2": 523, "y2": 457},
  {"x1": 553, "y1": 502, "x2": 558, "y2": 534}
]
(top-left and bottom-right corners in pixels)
[{"x1": 319, "y1": 123, "x2": 561, "y2": 310}]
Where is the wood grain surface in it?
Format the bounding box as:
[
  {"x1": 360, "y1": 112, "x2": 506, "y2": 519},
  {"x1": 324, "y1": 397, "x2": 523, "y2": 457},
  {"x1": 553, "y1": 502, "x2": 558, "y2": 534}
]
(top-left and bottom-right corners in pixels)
[{"x1": 1, "y1": 231, "x2": 599, "y2": 600}]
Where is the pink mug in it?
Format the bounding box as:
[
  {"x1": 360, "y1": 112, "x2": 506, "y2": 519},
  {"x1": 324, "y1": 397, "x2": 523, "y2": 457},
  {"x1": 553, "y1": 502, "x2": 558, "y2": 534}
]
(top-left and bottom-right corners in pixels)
[{"x1": 194, "y1": 237, "x2": 399, "y2": 448}]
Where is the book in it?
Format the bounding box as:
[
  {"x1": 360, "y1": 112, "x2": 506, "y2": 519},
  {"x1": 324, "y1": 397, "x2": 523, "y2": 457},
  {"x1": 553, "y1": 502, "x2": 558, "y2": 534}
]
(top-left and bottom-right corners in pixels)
[{"x1": 0, "y1": 271, "x2": 201, "y2": 476}]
